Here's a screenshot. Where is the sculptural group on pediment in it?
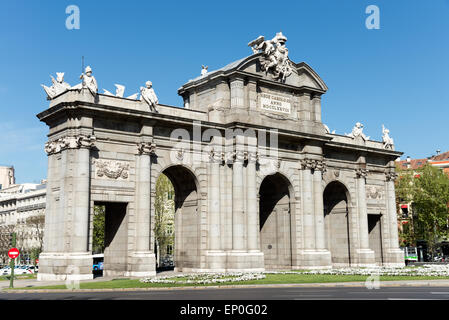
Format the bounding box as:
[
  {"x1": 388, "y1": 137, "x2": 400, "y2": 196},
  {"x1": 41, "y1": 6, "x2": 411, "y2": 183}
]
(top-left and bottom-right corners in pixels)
[{"x1": 248, "y1": 31, "x2": 292, "y2": 82}]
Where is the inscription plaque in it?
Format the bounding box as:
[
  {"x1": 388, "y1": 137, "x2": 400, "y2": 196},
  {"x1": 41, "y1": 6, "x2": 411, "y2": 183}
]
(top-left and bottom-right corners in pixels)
[{"x1": 260, "y1": 93, "x2": 291, "y2": 114}]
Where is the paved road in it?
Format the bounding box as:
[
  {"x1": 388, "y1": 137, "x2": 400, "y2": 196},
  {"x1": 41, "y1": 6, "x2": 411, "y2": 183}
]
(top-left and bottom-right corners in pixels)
[{"x1": 1, "y1": 286, "x2": 449, "y2": 300}]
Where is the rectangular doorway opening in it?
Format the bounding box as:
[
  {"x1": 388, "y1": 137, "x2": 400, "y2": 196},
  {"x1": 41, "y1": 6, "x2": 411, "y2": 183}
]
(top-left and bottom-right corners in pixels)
[
  {"x1": 92, "y1": 202, "x2": 128, "y2": 278},
  {"x1": 368, "y1": 214, "x2": 384, "y2": 265}
]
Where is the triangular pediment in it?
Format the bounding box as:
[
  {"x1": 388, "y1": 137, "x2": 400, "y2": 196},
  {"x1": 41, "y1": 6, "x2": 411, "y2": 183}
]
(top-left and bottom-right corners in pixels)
[{"x1": 179, "y1": 54, "x2": 328, "y2": 94}]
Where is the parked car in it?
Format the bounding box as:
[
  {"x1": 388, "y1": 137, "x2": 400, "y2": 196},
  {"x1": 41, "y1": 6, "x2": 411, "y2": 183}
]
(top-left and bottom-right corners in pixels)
[
  {"x1": 1, "y1": 266, "x2": 33, "y2": 275},
  {"x1": 27, "y1": 265, "x2": 38, "y2": 273},
  {"x1": 0, "y1": 266, "x2": 10, "y2": 276}
]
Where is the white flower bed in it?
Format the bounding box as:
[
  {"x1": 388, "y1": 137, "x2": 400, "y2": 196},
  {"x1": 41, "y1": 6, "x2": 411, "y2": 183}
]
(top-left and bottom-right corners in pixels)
[
  {"x1": 140, "y1": 272, "x2": 266, "y2": 284},
  {"x1": 289, "y1": 264, "x2": 449, "y2": 277},
  {"x1": 140, "y1": 265, "x2": 449, "y2": 284}
]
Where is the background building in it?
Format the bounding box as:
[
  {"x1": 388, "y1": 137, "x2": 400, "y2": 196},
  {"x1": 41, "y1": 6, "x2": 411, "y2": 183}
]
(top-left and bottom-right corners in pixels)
[
  {"x1": 0, "y1": 169, "x2": 46, "y2": 265},
  {"x1": 0, "y1": 165, "x2": 15, "y2": 190},
  {"x1": 397, "y1": 150, "x2": 449, "y2": 172}
]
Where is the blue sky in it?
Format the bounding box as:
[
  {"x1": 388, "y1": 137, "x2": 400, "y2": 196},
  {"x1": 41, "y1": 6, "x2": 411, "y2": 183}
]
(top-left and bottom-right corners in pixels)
[{"x1": 0, "y1": 0, "x2": 448, "y2": 183}]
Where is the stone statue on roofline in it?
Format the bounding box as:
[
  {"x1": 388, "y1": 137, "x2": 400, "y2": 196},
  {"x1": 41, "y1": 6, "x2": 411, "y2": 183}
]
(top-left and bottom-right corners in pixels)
[
  {"x1": 382, "y1": 124, "x2": 394, "y2": 149},
  {"x1": 140, "y1": 81, "x2": 158, "y2": 112},
  {"x1": 248, "y1": 31, "x2": 292, "y2": 82},
  {"x1": 41, "y1": 72, "x2": 71, "y2": 99},
  {"x1": 79, "y1": 66, "x2": 98, "y2": 96},
  {"x1": 201, "y1": 65, "x2": 208, "y2": 76},
  {"x1": 346, "y1": 122, "x2": 370, "y2": 141},
  {"x1": 103, "y1": 84, "x2": 139, "y2": 100}
]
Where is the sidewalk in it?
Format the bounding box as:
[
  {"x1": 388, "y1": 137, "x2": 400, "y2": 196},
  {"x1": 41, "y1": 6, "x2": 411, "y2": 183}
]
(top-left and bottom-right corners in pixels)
[
  {"x1": 3, "y1": 277, "x2": 449, "y2": 293},
  {"x1": 0, "y1": 269, "x2": 183, "y2": 290},
  {"x1": 0, "y1": 275, "x2": 117, "y2": 290}
]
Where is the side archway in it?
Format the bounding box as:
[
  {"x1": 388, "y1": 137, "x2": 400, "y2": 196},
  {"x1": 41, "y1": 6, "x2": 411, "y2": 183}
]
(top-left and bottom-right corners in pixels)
[{"x1": 323, "y1": 181, "x2": 352, "y2": 266}]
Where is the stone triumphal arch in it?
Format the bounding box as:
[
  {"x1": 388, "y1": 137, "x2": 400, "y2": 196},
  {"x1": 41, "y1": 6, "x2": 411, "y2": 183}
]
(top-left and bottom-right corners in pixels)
[{"x1": 37, "y1": 32, "x2": 404, "y2": 281}]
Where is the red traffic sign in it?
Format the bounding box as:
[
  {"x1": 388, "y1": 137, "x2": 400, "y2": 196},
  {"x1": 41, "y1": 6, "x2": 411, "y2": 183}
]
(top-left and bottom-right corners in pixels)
[
  {"x1": 8, "y1": 248, "x2": 19, "y2": 259},
  {"x1": 35, "y1": 259, "x2": 39, "y2": 264}
]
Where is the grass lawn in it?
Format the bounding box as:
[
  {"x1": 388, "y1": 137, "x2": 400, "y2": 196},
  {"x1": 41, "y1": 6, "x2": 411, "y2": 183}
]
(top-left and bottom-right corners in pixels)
[
  {"x1": 0, "y1": 274, "x2": 36, "y2": 281},
  {"x1": 12, "y1": 273, "x2": 449, "y2": 290}
]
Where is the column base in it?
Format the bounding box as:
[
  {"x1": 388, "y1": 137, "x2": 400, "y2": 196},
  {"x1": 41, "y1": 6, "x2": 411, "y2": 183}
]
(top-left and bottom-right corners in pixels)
[
  {"x1": 295, "y1": 250, "x2": 332, "y2": 269},
  {"x1": 383, "y1": 248, "x2": 405, "y2": 267},
  {"x1": 354, "y1": 248, "x2": 376, "y2": 267},
  {"x1": 225, "y1": 250, "x2": 265, "y2": 272},
  {"x1": 205, "y1": 250, "x2": 227, "y2": 271},
  {"x1": 37, "y1": 252, "x2": 93, "y2": 281},
  {"x1": 125, "y1": 251, "x2": 156, "y2": 277}
]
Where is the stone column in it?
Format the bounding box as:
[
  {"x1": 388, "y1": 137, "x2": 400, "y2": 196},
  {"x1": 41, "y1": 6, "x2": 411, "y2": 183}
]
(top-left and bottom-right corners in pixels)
[
  {"x1": 206, "y1": 147, "x2": 227, "y2": 270},
  {"x1": 232, "y1": 150, "x2": 246, "y2": 251},
  {"x1": 299, "y1": 158, "x2": 332, "y2": 268},
  {"x1": 311, "y1": 95, "x2": 322, "y2": 122},
  {"x1": 313, "y1": 160, "x2": 326, "y2": 250},
  {"x1": 386, "y1": 172, "x2": 399, "y2": 249},
  {"x1": 127, "y1": 142, "x2": 157, "y2": 277},
  {"x1": 247, "y1": 80, "x2": 258, "y2": 111},
  {"x1": 247, "y1": 152, "x2": 258, "y2": 251},
  {"x1": 38, "y1": 134, "x2": 96, "y2": 281},
  {"x1": 356, "y1": 168, "x2": 370, "y2": 249},
  {"x1": 385, "y1": 171, "x2": 404, "y2": 266},
  {"x1": 230, "y1": 76, "x2": 245, "y2": 109},
  {"x1": 301, "y1": 159, "x2": 316, "y2": 251},
  {"x1": 135, "y1": 144, "x2": 152, "y2": 252},
  {"x1": 298, "y1": 93, "x2": 311, "y2": 120},
  {"x1": 72, "y1": 146, "x2": 91, "y2": 253},
  {"x1": 356, "y1": 168, "x2": 375, "y2": 265},
  {"x1": 42, "y1": 150, "x2": 55, "y2": 253},
  {"x1": 209, "y1": 149, "x2": 222, "y2": 251}
]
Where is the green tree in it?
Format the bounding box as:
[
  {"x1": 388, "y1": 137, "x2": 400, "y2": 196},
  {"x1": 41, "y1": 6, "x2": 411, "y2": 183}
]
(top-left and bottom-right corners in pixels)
[
  {"x1": 412, "y1": 164, "x2": 449, "y2": 256},
  {"x1": 396, "y1": 164, "x2": 449, "y2": 256},
  {"x1": 395, "y1": 165, "x2": 416, "y2": 246},
  {"x1": 29, "y1": 247, "x2": 41, "y2": 268},
  {"x1": 93, "y1": 205, "x2": 105, "y2": 254}
]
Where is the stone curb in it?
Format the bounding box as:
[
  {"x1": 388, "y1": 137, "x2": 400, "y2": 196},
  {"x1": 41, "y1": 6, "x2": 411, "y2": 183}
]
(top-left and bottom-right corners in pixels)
[{"x1": 4, "y1": 280, "x2": 449, "y2": 293}]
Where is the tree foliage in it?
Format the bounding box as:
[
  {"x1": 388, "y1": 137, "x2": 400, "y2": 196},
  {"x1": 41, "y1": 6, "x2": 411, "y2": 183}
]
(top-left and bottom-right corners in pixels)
[
  {"x1": 154, "y1": 174, "x2": 175, "y2": 260},
  {"x1": 0, "y1": 225, "x2": 15, "y2": 264},
  {"x1": 396, "y1": 164, "x2": 449, "y2": 254},
  {"x1": 92, "y1": 205, "x2": 105, "y2": 254},
  {"x1": 25, "y1": 215, "x2": 45, "y2": 251}
]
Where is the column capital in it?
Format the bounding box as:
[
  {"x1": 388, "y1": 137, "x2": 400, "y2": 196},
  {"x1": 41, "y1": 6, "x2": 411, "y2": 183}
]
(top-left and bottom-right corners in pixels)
[
  {"x1": 45, "y1": 135, "x2": 96, "y2": 155},
  {"x1": 301, "y1": 158, "x2": 325, "y2": 171},
  {"x1": 209, "y1": 148, "x2": 224, "y2": 163},
  {"x1": 225, "y1": 151, "x2": 236, "y2": 164},
  {"x1": 137, "y1": 141, "x2": 156, "y2": 155},
  {"x1": 229, "y1": 74, "x2": 245, "y2": 82},
  {"x1": 315, "y1": 160, "x2": 327, "y2": 173},
  {"x1": 300, "y1": 92, "x2": 311, "y2": 98},
  {"x1": 356, "y1": 168, "x2": 369, "y2": 179},
  {"x1": 247, "y1": 152, "x2": 258, "y2": 163},
  {"x1": 235, "y1": 150, "x2": 246, "y2": 163},
  {"x1": 300, "y1": 158, "x2": 315, "y2": 170},
  {"x1": 385, "y1": 171, "x2": 398, "y2": 181}
]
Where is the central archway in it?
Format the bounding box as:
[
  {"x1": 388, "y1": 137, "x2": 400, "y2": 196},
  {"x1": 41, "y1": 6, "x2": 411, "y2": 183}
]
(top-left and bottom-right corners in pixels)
[
  {"x1": 157, "y1": 165, "x2": 200, "y2": 272},
  {"x1": 259, "y1": 173, "x2": 293, "y2": 270}
]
